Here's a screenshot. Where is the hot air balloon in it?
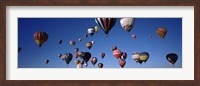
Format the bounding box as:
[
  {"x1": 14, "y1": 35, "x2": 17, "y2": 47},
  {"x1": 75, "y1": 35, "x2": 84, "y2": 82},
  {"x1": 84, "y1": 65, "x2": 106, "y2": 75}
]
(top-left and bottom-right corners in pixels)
[
  {"x1": 74, "y1": 48, "x2": 79, "y2": 52},
  {"x1": 120, "y1": 18, "x2": 135, "y2": 32},
  {"x1": 88, "y1": 27, "x2": 95, "y2": 36},
  {"x1": 95, "y1": 18, "x2": 117, "y2": 36},
  {"x1": 138, "y1": 60, "x2": 143, "y2": 64},
  {"x1": 100, "y1": 52, "x2": 105, "y2": 59},
  {"x1": 98, "y1": 63, "x2": 103, "y2": 68},
  {"x1": 58, "y1": 53, "x2": 62, "y2": 58},
  {"x1": 90, "y1": 57, "x2": 98, "y2": 66},
  {"x1": 112, "y1": 46, "x2": 117, "y2": 51},
  {"x1": 63, "y1": 53, "x2": 73, "y2": 65},
  {"x1": 140, "y1": 52, "x2": 149, "y2": 63},
  {"x1": 79, "y1": 38, "x2": 82, "y2": 42},
  {"x1": 58, "y1": 40, "x2": 62, "y2": 45},
  {"x1": 94, "y1": 26, "x2": 99, "y2": 33},
  {"x1": 45, "y1": 59, "x2": 49, "y2": 64},
  {"x1": 74, "y1": 60, "x2": 80, "y2": 65},
  {"x1": 82, "y1": 52, "x2": 91, "y2": 63},
  {"x1": 166, "y1": 53, "x2": 178, "y2": 65},
  {"x1": 91, "y1": 41, "x2": 95, "y2": 44},
  {"x1": 132, "y1": 34, "x2": 136, "y2": 39},
  {"x1": 119, "y1": 59, "x2": 126, "y2": 68},
  {"x1": 132, "y1": 52, "x2": 140, "y2": 63},
  {"x1": 18, "y1": 47, "x2": 21, "y2": 53},
  {"x1": 33, "y1": 32, "x2": 48, "y2": 48},
  {"x1": 156, "y1": 27, "x2": 167, "y2": 39},
  {"x1": 120, "y1": 52, "x2": 127, "y2": 60},
  {"x1": 69, "y1": 40, "x2": 75, "y2": 46},
  {"x1": 113, "y1": 49, "x2": 122, "y2": 59},
  {"x1": 84, "y1": 34, "x2": 88, "y2": 38},
  {"x1": 78, "y1": 52, "x2": 85, "y2": 58},
  {"x1": 86, "y1": 42, "x2": 93, "y2": 49},
  {"x1": 74, "y1": 53, "x2": 78, "y2": 59}
]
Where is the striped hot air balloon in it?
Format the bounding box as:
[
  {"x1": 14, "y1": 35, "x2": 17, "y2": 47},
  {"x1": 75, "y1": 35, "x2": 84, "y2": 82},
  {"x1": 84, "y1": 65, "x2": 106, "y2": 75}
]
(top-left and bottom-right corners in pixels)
[
  {"x1": 113, "y1": 49, "x2": 122, "y2": 59},
  {"x1": 95, "y1": 18, "x2": 116, "y2": 36},
  {"x1": 120, "y1": 18, "x2": 135, "y2": 32},
  {"x1": 156, "y1": 27, "x2": 167, "y2": 39},
  {"x1": 33, "y1": 32, "x2": 48, "y2": 48}
]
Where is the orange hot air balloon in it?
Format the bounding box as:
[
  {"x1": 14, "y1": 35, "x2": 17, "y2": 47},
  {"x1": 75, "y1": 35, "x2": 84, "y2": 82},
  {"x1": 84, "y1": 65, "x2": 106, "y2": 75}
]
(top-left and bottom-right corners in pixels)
[
  {"x1": 113, "y1": 49, "x2": 122, "y2": 59},
  {"x1": 156, "y1": 27, "x2": 167, "y2": 39},
  {"x1": 33, "y1": 32, "x2": 48, "y2": 48}
]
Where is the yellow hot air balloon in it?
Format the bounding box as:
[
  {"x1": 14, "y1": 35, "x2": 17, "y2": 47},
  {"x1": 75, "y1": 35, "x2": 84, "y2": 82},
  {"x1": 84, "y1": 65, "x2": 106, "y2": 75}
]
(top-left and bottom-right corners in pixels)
[
  {"x1": 139, "y1": 52, "x2": 149, "y2": 63},
  {"x1": 74, "y1": 60, "x2": 80, "y2": 65},
  {"x1": 86, "y1": 42, "x2": 93, "y2": 49},
  {"x1": 94, "y1": 26, "x2": 99, "y2": 33}
]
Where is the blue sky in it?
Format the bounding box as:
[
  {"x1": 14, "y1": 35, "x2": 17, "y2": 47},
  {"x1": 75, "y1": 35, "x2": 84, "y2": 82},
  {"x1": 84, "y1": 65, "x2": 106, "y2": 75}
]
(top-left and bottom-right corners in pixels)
[{"x1": 18, "y1": 18, "x2": 182, "y2": 68}]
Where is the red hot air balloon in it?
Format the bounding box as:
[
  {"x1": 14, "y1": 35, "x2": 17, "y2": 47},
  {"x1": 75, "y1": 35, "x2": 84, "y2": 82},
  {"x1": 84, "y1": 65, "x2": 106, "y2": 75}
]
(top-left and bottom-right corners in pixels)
[
  {"x1": 119, "y1": 59, "x2": 126, "y2": 68},
  {"x1": 95, "y1": 18, "x2": 116, "y2": 36},
  {"x1": 33, "y1": 32, "x2": 48, "y2": 48},
  {"x1": 113, "y1": 49, "x2": 122, "y2": 59}
]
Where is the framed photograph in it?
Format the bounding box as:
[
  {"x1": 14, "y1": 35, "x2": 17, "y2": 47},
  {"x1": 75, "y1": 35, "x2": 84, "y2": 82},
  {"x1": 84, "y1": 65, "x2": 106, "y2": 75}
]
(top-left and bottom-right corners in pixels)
[{"x1": 0, "y1": 0, "x2": 199, "y2": 86}]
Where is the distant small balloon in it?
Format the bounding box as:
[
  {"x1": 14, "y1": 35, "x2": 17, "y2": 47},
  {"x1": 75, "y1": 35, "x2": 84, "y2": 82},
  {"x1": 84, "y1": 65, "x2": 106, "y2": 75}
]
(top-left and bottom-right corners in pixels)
[
  {"x1": 120, "y1": 52, "x2": 127, "y2": 60},
  {"x1": 156, "y1": 27, "x2": 167, "y2": 39},
  {"x1": 88, "y1": 27, "x2": 95, "y2": 36},
  {"x1": 74, "y1": 48, "x2": 79, "y2": 52},
  {"x1": 18, "y1": 47, "x2": 22, "y2": 53},
  {"x1": 69, "y1": 40, "x2": 75, "y2": 46},
  {"x1": 132, "y1": 34, "x2": 136, "y2": 39},
  {"x1": 79, "y1": 38, "x2": 82, "y2": 42},
  {"x1": 58, "y1": 40, "x2": 62, "y2": 45},
  {"x1": 90, "y1": 57, "x2": 98, "y2": 66},
  {"x1": 86, "y1": 42, "x2": 93, "y2": 49},
  {"x1": 84, "y1": 34, "x2": 88, "y2": 38},
  {"x1": 100, "y1": 52, "x2": 105, "y2": 59},
  {"x1": 119, "y1": 59, "x2": 126, "y2": 68},
  {"x1": 113, "y1": 49, "x2": 122, "y2": 59},
  {"x1": 58, "y1": 53, "x2": 62, "y2": 58},
  {"x1": 166, "y1": 53, "x2": 178, "y2": 65},
  {"x1": 98, "y1": 63, "x2": 103, "y2": 68},
  {"x1": 45, "y1": 59, "x2": 49, "y2": 64}
]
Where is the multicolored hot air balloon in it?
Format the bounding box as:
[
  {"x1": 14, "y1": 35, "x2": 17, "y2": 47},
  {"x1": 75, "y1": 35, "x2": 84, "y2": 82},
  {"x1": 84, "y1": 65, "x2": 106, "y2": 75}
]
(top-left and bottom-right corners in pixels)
[
  {"x1": 166, "y1": 53, "x2": 178, "y2": 66},
  {"x1": 156, "y1": 27, "x2": 167, "y2": 39},
  {"x1": 140, "y1": 52, "x2": 149, "y2": 63},
  {"x1": 119, "y1": 59, "x2": 126, "y2": 68},
  {"x1": 90, "y1": 57, "x2": 98, "y2": 66},
  {"x1": 78, "y1": 52, "x2": 85, "y2": 58},
  {"x1": 74, "y1": 48, "x2": 79, "y2": 53},
  {"x1": 113, "y1": 49, "x2": 122, "y2": 59},
  {"x1": 86, "y1": 42, "x2": 93, "y2": 49},
  {"x1": 63, "y1": 53, "x2": 73, "y2": 66},
  {"x1": 94, "y1": 26, "x2": 99, "y2": 33},
  {"x1": 120, "y1": 52, "x2": 127, "y2": 60},
  {"x1": 120, "y1": 18, "x2": 135, "y2": 32},
  {"x1": 58, "y1": 40, "x2": 62, "y2": 45},
  {"x1": 88, "y1": 27, "x2": 95, "y2": 36},
  {"x1": 132, "y1": 52, "x2": 140, "y2": 63},
  {"x1": 98, "y1": 63, "x2": 103, "y2": 68},
  {"x1": 100, "y1": 52, "x2": 105, "y2": 59},
  {"x1": 45, "y1": 59, "x2": 49, "y2": 64},
  {"x1": 95, "y1": 18, "x2": 116, "y2": 36},
  {"x1": 69, "y1": 40, "x2": 75, "y2": 46},
  {"x1": 33, "y1": 32, "x2": 48, "y2": 48},
  {"x1": 132, "y1": 34, "x2": 136, "y2": 39},
  {"x1": 112, "y1": 46, "x2": 117, "y2": 51}
]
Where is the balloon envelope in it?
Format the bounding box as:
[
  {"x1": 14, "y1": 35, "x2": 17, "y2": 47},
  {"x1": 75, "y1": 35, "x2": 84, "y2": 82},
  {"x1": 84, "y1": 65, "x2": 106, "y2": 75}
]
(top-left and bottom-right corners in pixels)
[
  {"x1": 69, "y1": 41, "x2": 75, "y2": 46},
  {"x1": 83, "y1": 52, "x2": 91, "y2": 62},
  {"x1": 156, "y1": 27, "x2": 167, "y2": 39},
  {"x1": 120, "y1": 18, "x2": 135, "y2": 32},
  {"x1": 88, "y1": 27, "x2": 95, "y2": 36},
  {"x1": 113, "y1": 49, "x2": 122, "y2": 59},
  {"x1": 90, "y1": 57, "x2": 98, "y2": 66},
  {"x1": 33, "y1": 32, "x2": 48, "y2": 48},
  {"x1": 100, "y1": 52, "x2": 105, "y2": 59},
  {"x1": 112, "y1": 46, "x2": 117, "y2": 51},
  {"x1": 86, "y1": 42, "x2": 93, "y2": 49},
  {"x1": 119, "y1": 59, "x2": 126, "y2": 68},
  {"x1": 132, "y1": 52, "x2": 140, "y2": 62},
  {"x1": 58, "y1": 40, "x2": 62, "y2": 45},
  {"x1": 166, "y1": 53, "x2": 178, "y2": 65},
  {"x1": 98, "y1": 63, "x2": 103, "y2": 68},
  {"x1": 95, "y1": 18, "x2": 116, "y2": 36},
  {"x1": 140, "y1": 52, "x2": 149, "y2": 62},
  {"x1": 120, "y1": 52, "x2": 127, "y2": 60}
]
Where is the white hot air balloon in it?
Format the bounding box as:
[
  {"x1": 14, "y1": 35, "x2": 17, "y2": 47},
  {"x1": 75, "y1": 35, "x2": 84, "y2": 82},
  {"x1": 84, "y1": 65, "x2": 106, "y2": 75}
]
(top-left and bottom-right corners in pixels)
[
  {"x1": 87, "y1": 27, "x2": 95, "y2": 36},
  {"x1": 120, "y1": 18, "x2": 135, "y2": 32},
  {"x1": 132, "y1": 52, "x2": 140, "y2": 63},
  {"x1": 91, "y1": 41, "x2": 95, "y2": 44}
]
